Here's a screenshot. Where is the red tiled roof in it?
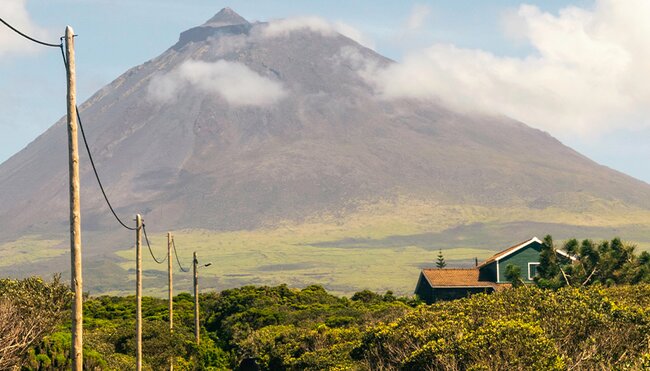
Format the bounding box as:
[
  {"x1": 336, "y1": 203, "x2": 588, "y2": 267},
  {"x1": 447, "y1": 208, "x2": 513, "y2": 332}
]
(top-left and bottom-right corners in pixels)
[{"x1": 421, "y1": 268, "x2": 496, "y2": 288}]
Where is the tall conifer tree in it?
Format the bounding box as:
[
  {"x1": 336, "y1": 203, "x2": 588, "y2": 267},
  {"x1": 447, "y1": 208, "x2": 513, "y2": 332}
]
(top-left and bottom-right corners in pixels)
[{"x1": 436, "y1": 249, "x2": 447, "y2": 269}]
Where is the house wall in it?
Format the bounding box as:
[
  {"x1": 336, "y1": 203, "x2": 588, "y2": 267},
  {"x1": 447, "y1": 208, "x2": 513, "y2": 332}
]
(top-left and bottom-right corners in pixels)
[
  {"x1": 497, "y1": 241, "x2": 543, "y2": 283},
  {"x1": 414, "y1": 273, "x2": 433, "y2": 303},
  {"x1": 430, "y1": 287, "x2": 494, "y2": 303},
  {"x1": 478, "y1": 262, "x2": 497, "y2": 282}
]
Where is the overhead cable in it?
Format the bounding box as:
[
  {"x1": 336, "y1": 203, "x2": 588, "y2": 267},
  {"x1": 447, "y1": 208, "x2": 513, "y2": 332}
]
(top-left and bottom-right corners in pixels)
[
  {"x1": 142, "y1": 224, "x2": 167, "y2": 264},
  {"x1": 59, "y1": 40, "x2": 137, "y2": 231},
  {"x1": 1, "y1": 18, "x2": 137, "y2": 231},
  {"x1": 172, "y1": 238, "x2": 190, "y2": 272},
  {"x1": 0, "y1": 17, "x2": 62, "y2": 48},
  {"x1": 76, "y1": 108, "x2": 138, "y2": 231}
]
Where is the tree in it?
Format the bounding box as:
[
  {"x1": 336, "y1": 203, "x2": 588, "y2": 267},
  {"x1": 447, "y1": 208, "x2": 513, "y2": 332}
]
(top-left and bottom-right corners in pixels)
[
  {"x1": 436, "y1": 249, "x2": 447, "y2": 269},
  {"x1": 0, "y1": 275, "x2": 71, "y2": 369},
  {"x1": 504, "y1": 264, "x2": 524, "y2": 287},
  {"x1": 532, "y1": 236, "x2": 650, "y2": 288},
  {"x1": 536, "y1": 235, "x2": 562, "y2": 288}
]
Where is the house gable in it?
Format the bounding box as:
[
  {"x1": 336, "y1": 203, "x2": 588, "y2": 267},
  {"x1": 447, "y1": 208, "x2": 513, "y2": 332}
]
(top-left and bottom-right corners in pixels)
[
  {"x1": 478, "y1": 237, "x2": 544, "y2": 283},
  {"x1": 497, "y1": 241, "x2": 543, "y2": 283}
]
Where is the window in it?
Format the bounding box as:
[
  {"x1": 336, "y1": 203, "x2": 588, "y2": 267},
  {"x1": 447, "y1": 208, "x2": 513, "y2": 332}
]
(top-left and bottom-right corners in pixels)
[{"x1": 528, "y1": 262, "x2": 540, "y2": 280}]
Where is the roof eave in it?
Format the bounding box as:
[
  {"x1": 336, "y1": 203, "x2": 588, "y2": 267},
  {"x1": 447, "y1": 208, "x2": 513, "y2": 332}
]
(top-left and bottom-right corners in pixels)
[{"x1": 478, "y1": 236, "x2": 542, "y2": 267}]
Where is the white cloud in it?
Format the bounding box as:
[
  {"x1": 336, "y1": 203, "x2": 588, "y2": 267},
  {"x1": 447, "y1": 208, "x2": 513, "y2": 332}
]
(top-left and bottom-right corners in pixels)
[
  {"x1": 407, "y1": 4, "x2": 431, "y2": 31},
  {"x1": 0, "y1": 0, "x2": 52, "y2": 56},
  {"x1": 148, "y1": 60, "x2": 287, "y2": 106},
  {"x1": 260, "y1": 16, "x2": 375, "y2": 49},
  {"x1": 261, "y1": 16, "x2": 334, "y2": 38},
  {"x1": 363, "y1": 0, "x2": 650, "y2": 138}
]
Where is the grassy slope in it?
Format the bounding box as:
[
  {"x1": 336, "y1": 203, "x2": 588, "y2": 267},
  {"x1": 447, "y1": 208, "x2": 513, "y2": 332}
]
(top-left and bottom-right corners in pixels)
[
  {"x1": 0, "y1": 236, "x2": 65, "y2": 268},
  {"x1": 105, "y1": 196, "x2": 650, "y2": 296},
  {"x1": 3, "y1": 196, "x2": 650, "y2": 296}
]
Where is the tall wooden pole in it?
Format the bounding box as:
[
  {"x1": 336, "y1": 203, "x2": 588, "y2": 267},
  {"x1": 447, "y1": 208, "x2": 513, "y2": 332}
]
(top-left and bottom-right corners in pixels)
[
  {"x1": 65, "y1": 25, "x2": 83, "y2": 371},
  {"x1": 193, "y1": 251, "x2": 199, "y2": 345},
  {"x1": 168, "y1": 232, "x2": 174, "y2": 371},
  {"x1": 168, "y1": 232, "x2": 173, "y2": 331},
  {"x1": 135, "y1": 214, "x2": 143, "y2": 371}
]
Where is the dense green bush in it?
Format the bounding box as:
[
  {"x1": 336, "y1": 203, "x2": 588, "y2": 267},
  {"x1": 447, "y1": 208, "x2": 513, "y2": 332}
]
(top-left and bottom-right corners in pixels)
[
  {"x1": 354, "y1": 285, "x2": 650, "y2": 370},
  {"x1": 19, "y1": 280, "x2": 650, "y2": 370}
]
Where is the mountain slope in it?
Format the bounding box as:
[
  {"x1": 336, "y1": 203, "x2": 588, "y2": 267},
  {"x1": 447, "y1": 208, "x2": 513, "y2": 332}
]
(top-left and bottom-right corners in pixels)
[{"x1": 1, "y1": 9, "x2": 650, "y2": 293}]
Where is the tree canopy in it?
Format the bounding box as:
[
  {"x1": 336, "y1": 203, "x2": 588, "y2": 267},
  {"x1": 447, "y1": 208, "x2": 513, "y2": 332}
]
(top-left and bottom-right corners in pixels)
[{"x1": 536, "y1": 235, "x2": 650, "y2": 288}]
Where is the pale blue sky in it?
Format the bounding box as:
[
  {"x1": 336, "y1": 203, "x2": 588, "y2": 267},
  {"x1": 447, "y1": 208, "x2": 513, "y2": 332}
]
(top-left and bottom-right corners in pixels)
[{"x1": 1, "y1": 0, "x2": 648, "y2": 183}]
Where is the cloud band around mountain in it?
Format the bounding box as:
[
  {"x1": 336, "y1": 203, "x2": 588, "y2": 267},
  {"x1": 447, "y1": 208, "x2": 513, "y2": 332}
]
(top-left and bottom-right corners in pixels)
[
  {"x1": 260, "y1": 16, "x2": 375, "y2": 49},
  {"x1": 344, "y1": 0, "x2": 650, "y2": 139},
  {"x1": 147, "y1": 60, "x2": 287, "y2": 107}
]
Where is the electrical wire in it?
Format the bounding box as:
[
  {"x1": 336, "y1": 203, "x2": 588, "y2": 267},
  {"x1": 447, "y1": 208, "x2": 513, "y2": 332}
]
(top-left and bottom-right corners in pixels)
[
  {"x1": 76, "y1": 108, "x2": 137, "y2": 230},
  {"x1": 142, "y1": 224, "x2": 167, "y2": 264},
  {"x1": 59, "y1": 39, "x2": 137, "y2": 231},
  {"x1": 1, "y1": 18, "x2": 136, "y2": 232},
  {"x1": 172, "y1": 238, "x2": 190, "y2": 272},
  {"x1": 4, "y1": 19, "x2": 192, "y2": 273},
  {"x1": 0, "y1": 17, "x2": 62, "y2": 48}
]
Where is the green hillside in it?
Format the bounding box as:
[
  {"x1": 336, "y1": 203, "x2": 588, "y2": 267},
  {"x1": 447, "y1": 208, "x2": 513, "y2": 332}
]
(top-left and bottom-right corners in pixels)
[{"x1": 86, "y1": 197, "x2": 650, "y2": 295}]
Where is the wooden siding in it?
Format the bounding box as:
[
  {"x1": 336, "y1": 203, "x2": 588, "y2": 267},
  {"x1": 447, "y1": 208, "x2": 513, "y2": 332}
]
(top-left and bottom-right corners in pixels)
[{"x1": 497, "y1": 240, "x2": 543, "y2": 283}]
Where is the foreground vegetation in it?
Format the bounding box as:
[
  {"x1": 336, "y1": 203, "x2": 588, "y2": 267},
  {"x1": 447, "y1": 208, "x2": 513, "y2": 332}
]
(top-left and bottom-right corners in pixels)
[
  {"x1": 3, "y1": 281, "x2": 647, "y2": 370},
  {"x1": 3, "y1": 235, "x2": 649, "y2": 369},
  {"x1": 0, "y1": 275, "x2": 70, "y2": 369}
]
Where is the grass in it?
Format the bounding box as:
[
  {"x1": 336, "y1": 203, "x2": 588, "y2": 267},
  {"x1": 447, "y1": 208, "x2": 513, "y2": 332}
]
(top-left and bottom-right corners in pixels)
[
  {"x1": 109, "y1": 197, "x2": 650, "y2": 296},
  {"x1": 3, "y1": 196, "x2": 650, "y2": 296},
  {"x1": 0, "y1": 236, "x2": 65, "y2": 268}
]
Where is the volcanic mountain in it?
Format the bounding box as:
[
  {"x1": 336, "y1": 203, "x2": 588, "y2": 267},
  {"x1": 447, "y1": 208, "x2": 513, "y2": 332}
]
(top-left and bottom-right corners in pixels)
[{"x1": 1, "y1": 9, "x2": 650, "y2": 293}]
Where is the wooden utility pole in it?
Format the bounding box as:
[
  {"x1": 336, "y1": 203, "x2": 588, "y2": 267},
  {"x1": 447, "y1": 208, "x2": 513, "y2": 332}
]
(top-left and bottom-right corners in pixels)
[
  {"x1": 168, "y1": 232, "x2": 174, "y2": 371},
  {"x1": 168, "y1": 232, "x2": 173, "y2": 331},
  {"x1": 65, "y1": 25, "x2": 83, "y2": 371},
  {"x1": 135, "y1": 214, "x2": 143, "y2": 371},
  {"x1": 193, "y1": 251, "x2": 199, "y2": 345}
]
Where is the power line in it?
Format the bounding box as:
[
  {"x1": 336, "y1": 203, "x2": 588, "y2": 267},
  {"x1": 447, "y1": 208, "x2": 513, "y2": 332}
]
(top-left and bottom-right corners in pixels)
[
  {"x1": 142, "y1": 224, "x2": 167, "y2": 264},
  {"x1": 4, "y1": 19, "x2": 135, "y2": 233},
  {"x1": 172, "y1": 238, "x2": 190, "y2": 272},
  {"x1": 2, "y1": 15, "x2": 137, "y2": 232},
  {"x1": 59, "y1": 40, "x2": 137, "y2": 232},
  {"x1": 76, "y1": 108, "x2": 137, "y2": 231},
  {"x1": 3, "y1": 16, "x2": 183, "y2": 287},
  {"x1": 0, "y1": 17, "x2": 62, "y2": 48}
]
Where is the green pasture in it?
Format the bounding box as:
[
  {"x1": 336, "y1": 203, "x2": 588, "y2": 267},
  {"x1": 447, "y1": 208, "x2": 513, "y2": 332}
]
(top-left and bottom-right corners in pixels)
[{"x1": 6, "y1": 197, "x2": 650, "y2": 296}]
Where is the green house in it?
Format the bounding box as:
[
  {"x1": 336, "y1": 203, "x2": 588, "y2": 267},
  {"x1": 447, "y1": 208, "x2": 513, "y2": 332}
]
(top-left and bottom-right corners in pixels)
[{"x1": 415, "y1": 237, "x2": 575, "y2": 303}]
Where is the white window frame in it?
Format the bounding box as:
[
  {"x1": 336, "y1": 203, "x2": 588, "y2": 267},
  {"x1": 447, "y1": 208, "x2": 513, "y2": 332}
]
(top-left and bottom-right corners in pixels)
[{"x1": 528, "y1": 262, "x2": 540, "y2": 280}]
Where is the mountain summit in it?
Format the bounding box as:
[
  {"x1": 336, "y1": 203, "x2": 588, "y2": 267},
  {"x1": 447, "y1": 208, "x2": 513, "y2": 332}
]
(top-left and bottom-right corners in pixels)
[
  {"x1": 1, "y1": 9, "x2": 650, "y2": 292},
  {"x1": 202, "y1": 7, "x2": 249, "y2": 27}
]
